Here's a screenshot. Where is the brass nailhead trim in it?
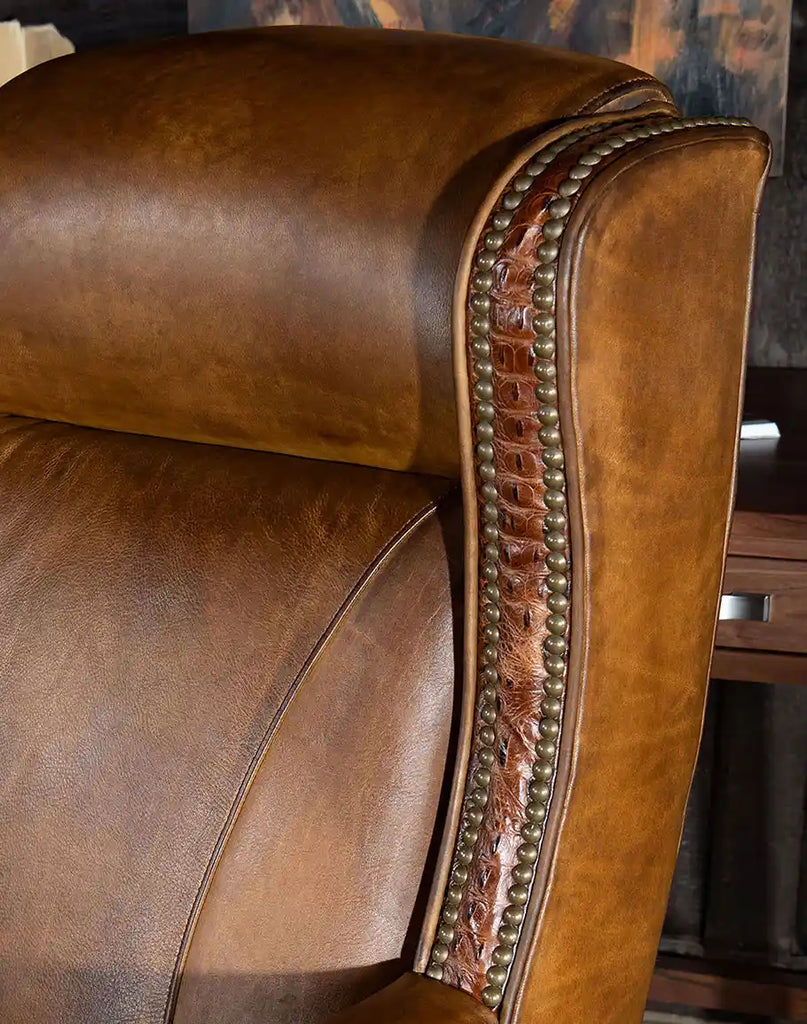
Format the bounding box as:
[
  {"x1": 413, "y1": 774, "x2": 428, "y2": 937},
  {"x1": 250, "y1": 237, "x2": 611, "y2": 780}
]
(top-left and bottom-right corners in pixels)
[{"x1": 426, "y1": 115, "x2": 750, "y2": 1001}]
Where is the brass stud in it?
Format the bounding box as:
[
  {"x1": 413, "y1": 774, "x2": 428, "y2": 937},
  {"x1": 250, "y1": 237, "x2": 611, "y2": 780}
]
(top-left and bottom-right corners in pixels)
[
  {"x1": 482, "y1": 643, "x2": 498, "y2": 662},
  {"x1": 543, "y1": 468, "x2": 564, "y2": 489},
  {"x1": 471, "y1": 315, "x2": 491, "y2": 336},
  {"x1": 485, "y1": 231, "x2": 506, "y2": 251},
  {"x1": 475, "y1": 380, "x2": 494, "y2": 401},
  {"x1": 461, "y1": 824, "x2": 480, "y2": 846},
  {"x1": 545, "y1": 510, "x2": 567, "y2": 531},
  {"x1": 528, "y1": 780, "x2": 550, "y2": 803},
  {"x1": 482, "y1": 986, "x2": 503, "y2": 1008},
  {"x1": 425, "y1": 963, "x2": 444, "y2": 981},
  {"x1": 471, "y1": 787, "x2": 489, "y2": 807},
  {"x1": 476, "y1": 250, "x2": 497, "y2": 271},
  {"x1": 480, "y1": 481, "x2": 497, "y2": 501},
  {"x1": 487, "y1": 965, "x2": 508, "y2": 987},
  {"x1": 492, "y1": 944, "x2": 514, "y2": 967},
  {"x1": 577, "y1": 151, "x2": 603, "y2": 165},
  {"x1": 534, "y1": 360, "x2": 556, "y2": 382},
  {"x1": 484, "y1": 604, "x2": 500, "y2": 624},
  {"x1": 544, "y1": 489, "x2": 565, "y2": 511},
  {"x1": 558, "y1": 178, "x2": 581, "y2": 197},
  {"x1": 546, "y1": 613, "x2": 567, "y2": 635},
  {"x1": 502, "y1": 904, "x2": 524, "y2": 927},
  {"x1": 545, "y1": 531, "x2": 567, "y2": 551},
  {"x1": 544, "y1": 677, "x2": 565, "y2": 698},
  {"x1": 533, "y1": 285, "x2": 555, "y2": 309},
  {"x1": 483, "y1": 542, "x2": 499, "y2": 561},
  {"x1": 492, "y1": 211, "x2": 514, "y2": 230},
  {"x1": 548, "y1": 196, "x2": 572, "y2": 218},
  {"x1": 472, "y1": 338, "x2": 490, "y2": 358},
  {"x1": 452, "y1": 865, "x2": 469, "y2": 884},
  {"x1": 512, "y1": 173, "x2": 534, "y2": 192},
  {"x1": 532, "y1": 761, "x2": 553, "y2": 781},
  {"x1": 442, "y1": 905, "x2": 459, "y2": 924},
  {"x1": 533, "y1": 264, "x2": 556, "y2": 285},
  {"x1": 482, "y1": 664, "x2": 498, "y2": 683},
  {"x1": 539, "y1": 426, "x2": 561, "y2": 447},
  {"x1": 537, "y1": 240, "x2": 560, "y2": 263},
  {"x1": 522, "y1": 821, "x2": 542, "y2": 843},
  {"x1": 591, "y1": 142, "x2": 614, "y2": 156},
  {"x1": 466, "y1": 804, "x2": 484, "y2": 826},
  {"x1": 455, "y1": 846, "x2": 473, "y2": 867},
  {"x1": 544, "y1": 653, "x2": 565, "y2": 676},
  {"x1": 474, "y1": 767, "x2": 492, "y2": 788},
  {"x1": 477, "y1": 443, "x2": 495, "y2": 464},
  {"x1": 533, "y1": 337, "x2": 556, "y2": 359},
  {"x1": 432, "y1": 943, "x2": 449, "y2": 964},
  {"x1": 480, "y1": 704, "x2": 497, "y2": 725},
  {"x1": 546, "y1": 551, "x2": 568, "y2": 572},
  {"x1": 481, "y1": 683, "x2": 496, "y2": 703},
  {"x1": 477, "y1": 401, "x2": 495, "y2": 421},
  {"x1": 513, "y1": 862, "x2": 533, "y2": 884},
  {"x1": 536, "y1": 382, "x2": 558, "y2": 404},
  {"x1": 525, "y1": 801, "x2": 547, "y2": 823},
  {"x1": 479, "y1": 463, "x2": 496, "y2": 483},
  {"x1": 541, "y1": 696, "x2": 562, "y2": 718},
  {"x1": 476, "y1": 421, "x2": 494, "y2": 442},
  {"x1": 472, "y1": 270, "x2": 494, "y2": 291},
  {"x1": 533, "y1": 312, "x2": 554, "y2": 334},
  {"x1": 536, "y1": 738, "x2": 557, "y2": 761},
  {"x1": 484, "y1": 583, "x2": 500, "y2": 602},
  {"x1": 438, "y1": 923, "x2": 455, "y2": 944},
  {"x1": 502, "y1": 191, "x2": 523, "y2": 210},
  {"x1": 498, "y1": 923, "x2": 519, "y2": 946},
  {"x1": 542, "y1": 448, "x2": 564, "y2": 469},
  {"x1": 446, "y1": 885, "x2": 463, "y2": 905},
  {"x1": 517, "y1": 842, "x2": 539, "y2": 864},
  {"x1": 479, "y1": 726, "x2": 496, "y2": 747},
  {"x1": 538, "y1": 405, "x2": 559, "y2": 425},
  {"x1": 568, "y1": 164, "x2": 593, "y2": 179},
  {"x1": 547, "y1": 592, "x2": 568, "y2": 614},
  {"x1": 542, "y1": 218, "x2": 565, "y2": 240},
  {"x1": 539, "y1": 718, "x2": 560, "y2": 739},
  {"x1": 479, "y1": 746, "x2": 495, "y2": 768},
  {"x1": 475, "y1": 361, "x2": 494, "y2": 382},
  {"x1": 471, "y1": 292, "x2": 491, "y2": 313},
  {"x1": 508, "y1": 884, "x2": 529, "y2": 905}
]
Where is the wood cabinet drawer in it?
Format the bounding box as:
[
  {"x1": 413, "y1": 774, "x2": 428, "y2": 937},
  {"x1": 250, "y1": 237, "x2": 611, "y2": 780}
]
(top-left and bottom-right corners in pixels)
[{"x1": 717, "y1": 556, "x2": 807, "y2": 654}]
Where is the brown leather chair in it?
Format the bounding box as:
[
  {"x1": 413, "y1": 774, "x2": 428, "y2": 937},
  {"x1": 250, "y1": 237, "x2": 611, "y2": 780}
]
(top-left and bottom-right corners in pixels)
[{"x1": 0, "y1": 25, "x2": 769, "y2": 1024}]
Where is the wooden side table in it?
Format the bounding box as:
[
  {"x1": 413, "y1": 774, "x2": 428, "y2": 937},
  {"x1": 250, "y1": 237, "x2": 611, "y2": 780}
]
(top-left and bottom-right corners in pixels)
[{"x1": 649, "y1": 371, "x2": 807, "y2": 1017}]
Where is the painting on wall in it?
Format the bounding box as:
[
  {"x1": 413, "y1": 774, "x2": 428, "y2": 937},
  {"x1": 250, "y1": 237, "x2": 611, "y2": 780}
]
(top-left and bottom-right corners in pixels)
[{"x1": 188, "y1": 0, "x2": 792, "y2": 174}]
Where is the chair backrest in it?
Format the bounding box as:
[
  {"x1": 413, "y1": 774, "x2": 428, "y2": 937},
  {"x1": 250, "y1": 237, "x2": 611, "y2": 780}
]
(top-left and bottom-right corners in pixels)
[{"x1": 0, "y1": 26, "x2": 769, "y2": 1024}]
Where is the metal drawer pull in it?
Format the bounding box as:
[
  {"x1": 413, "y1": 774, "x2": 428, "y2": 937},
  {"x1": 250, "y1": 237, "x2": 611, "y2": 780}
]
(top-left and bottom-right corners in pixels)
[{"x1": 719, "y1": 592, "x2": 771, "y2": 622}]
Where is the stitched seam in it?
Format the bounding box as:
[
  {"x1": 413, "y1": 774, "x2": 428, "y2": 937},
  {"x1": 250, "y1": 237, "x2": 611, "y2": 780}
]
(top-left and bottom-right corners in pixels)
[
  {"x1": 163, "y1": 491, "x2": 455, "y2": 1022},
  {"x1": 573, "y1": 76, "x2": 673, "y2": 116}
]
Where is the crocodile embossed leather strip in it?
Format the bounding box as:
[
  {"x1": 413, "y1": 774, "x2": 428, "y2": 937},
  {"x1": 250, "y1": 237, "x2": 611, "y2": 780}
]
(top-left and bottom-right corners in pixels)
[{"x1": 424, "y1": 114, "x2": 751, "y2": 1010}]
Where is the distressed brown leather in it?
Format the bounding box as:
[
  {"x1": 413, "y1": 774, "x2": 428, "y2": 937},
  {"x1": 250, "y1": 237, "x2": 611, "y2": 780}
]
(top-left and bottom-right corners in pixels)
[
  {"x1": 328, "y1": 973, "x2": 496, "y2": 1024},
  {"x1": 0, "y1": 27, "x2": 671, "y2": 477},
  {"x1": 0, "y1": 24, "x2": 768, "y2": 1024},
  {"x1": 502, "y1": 128, "x2": 770, "y2": 1024},
  {"x1": 0, "y1": 415, "x2": 457, "y2": 1023}
]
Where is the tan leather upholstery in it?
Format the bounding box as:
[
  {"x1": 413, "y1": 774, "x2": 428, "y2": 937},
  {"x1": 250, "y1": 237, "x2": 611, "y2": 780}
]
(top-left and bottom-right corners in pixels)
[
  {"x1": 0, "y1": 27, "x2": 671, "y2": 477},
  {"x1": 0, "y1": 26, "x2": 769, "y2": 1024}
]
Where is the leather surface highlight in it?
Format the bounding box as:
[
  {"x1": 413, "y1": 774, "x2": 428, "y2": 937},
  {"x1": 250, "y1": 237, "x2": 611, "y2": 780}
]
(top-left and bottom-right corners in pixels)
[{"x1": 0, "y1": 28, "x2": 670, "y2": 476}]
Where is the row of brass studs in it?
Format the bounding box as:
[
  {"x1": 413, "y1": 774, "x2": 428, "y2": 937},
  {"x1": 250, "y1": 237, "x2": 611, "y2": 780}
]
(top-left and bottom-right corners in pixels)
[{"x1": 426, "y1": 114, "x2": 750, "y2": 1006}]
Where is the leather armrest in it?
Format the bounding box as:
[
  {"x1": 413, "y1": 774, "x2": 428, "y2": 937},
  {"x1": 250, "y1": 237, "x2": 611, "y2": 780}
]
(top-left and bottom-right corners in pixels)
[{"x1": 329, "y1": 974, "x2": 495, "y2": 1024}]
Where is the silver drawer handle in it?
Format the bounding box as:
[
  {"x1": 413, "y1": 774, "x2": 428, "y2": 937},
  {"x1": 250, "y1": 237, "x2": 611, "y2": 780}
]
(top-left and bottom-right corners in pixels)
[{"x1": 719, "y1": 592, "x2": 771, "y2": 622}]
